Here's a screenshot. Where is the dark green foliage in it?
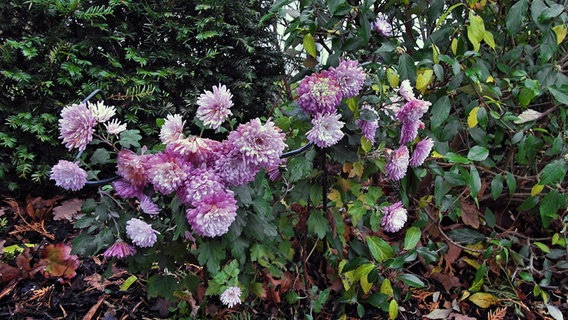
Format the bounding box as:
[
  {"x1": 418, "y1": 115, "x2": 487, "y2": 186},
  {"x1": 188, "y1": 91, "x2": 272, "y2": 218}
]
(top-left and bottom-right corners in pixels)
[{"x1": 0, "y1": 0, "x2": 284, "y2": 195}]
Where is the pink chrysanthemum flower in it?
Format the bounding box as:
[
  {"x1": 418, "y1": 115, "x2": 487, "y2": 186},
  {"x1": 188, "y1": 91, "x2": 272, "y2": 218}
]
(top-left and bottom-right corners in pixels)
[
  {"x1": 297, "y1": 70, "x2": 343, "y2": 116},
  {"x1": 228, "y1": 118, "x2": 287, "y2": 168},
  {"x1": 103, "y1": 240, "x2": 136, "y2": 259},
  {"x1": 186, "y1": 191, "x2": 238, "y2": 238},
  {"x1": 398, "y1": 80, "x2": 415, "y2": 101},
  {"x1": 105, "y1": 119, "x2": 127, "y2": 135},
  {"x1": 177, "y1": 165, "x2": 226, "y2": 206},
  {"x1": 58, "y1": 103, "x2": 97, "y2": 152},
  {"x1": 160, "y1": 114, "x2": 186, "y2": 144},
  {"x1": 410, "y1": 137, "x2": 434, "y2": 167},
  {"x1": 139, "y1": 194, "x2": 160, "y2": 215},
  {"x1": 168, "y1": 136, "x2": 220, "y2": 165},
  {"x1": 396, "y1": 99, "x2": 431, "y2": 123},
  {"x1": 356, "y1": 105, "x2": 379, "y2": 144},
  {"x1": 214, "y1": 147, "x2": 260, "y2": 187},
  {"x1": 385, "y1": 145, "x2": 409, "y2": 181},
  {"x1": 112, "y1": 179, "x2": 143, "y2": 199},
  {"x1": 220, "y1": 286, "x2": 242, "y2": 308},
  {"x1": 117, "y1": 149, "x2": 148, "y2": 188},
  {"x1": 87, "y1": 101, "x2": 116, "y2": 123},
  {"x1": 50, "y1": 160, "x2": 88, "y2": 191},
  {"x1": 381, "y1": 201, "x2": 407, "y2": 232},
  {"x1": 372, "y1": 16, "x2": 393, "y2": 37},
  {"x1": 306, "y1": 113, "x2": 345, "y2": 148},
  {"x1": 399, "y1": 120, "x2": 423, "y2": 145},
  {"x1": 125, "y1": 218, "x2": 160, "y2": 248},
  {"x1": 330, "y1": 60, "x2": 366, "y2": 98},
  {"x1": 145, "y1": 151, "x2": 191, "y2": 195},
  {"x1": 196, "y1": 84, "x2": 234, "y2": 129}
]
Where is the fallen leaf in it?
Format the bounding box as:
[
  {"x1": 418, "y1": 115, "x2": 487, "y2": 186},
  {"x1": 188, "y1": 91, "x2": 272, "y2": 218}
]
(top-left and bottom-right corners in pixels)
[
  {"x1": 468, "y1": 292, "x2": 499, "y2": 308},
  {"x1": 424, "y1": 309, "x2": 452, "y2": 319},
  {"x1": 39, "y1": 243, "x2": 80, "y2": 279},
  {"x1": 0, "y1": 263, "x2": 20, "y2": 283},
  {"x1": 430, "y1": 272, "x2": 463, "y2": 292},
  {"x1": 52, "y1": 198, "x2": 84, "y2": 222},
  {"x1": 461, "y1": 201, "x2": 480, "y2": 229},
  {"x1": 451, "y1": 313, "x2": 477, "y2": 320}
]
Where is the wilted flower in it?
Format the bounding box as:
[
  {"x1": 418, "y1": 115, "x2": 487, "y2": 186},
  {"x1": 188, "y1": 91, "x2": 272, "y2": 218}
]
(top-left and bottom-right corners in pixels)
[
  {"x1": 103, "y1": 240, "x2": 136, "y2": 259},
  {"x1": 356, "y1": 105, "x2": 379, "y2": 143},
  {"x1": 58, "y1": 103, "x2": 97, "y2": 152},
  {"x1": 228, "y1": 118, "x2": 287, "y2": 168},
  {"x1": 410, "y1": 137, "x2": 434, "y2": 167},
  {"x1": 88, "y1": 101, "x2": 116, "y2": 123},
  {"x1": 398, "y1": 80, "x2": 415, "y2": 101},
  {"x1": 105, "y1": 119, "x2": 127, "y2": 135},
  {"x1": 381, "y1": 201, "x2": 407, "y2": 232},
  {"x1": 399, "y1": 120, "x2": 423, "y2": 145},
  {"x1": 126, "y1": 218, "x2": 159, "y2": 248},
  {"x1": 306, "y1": 113, "x2": 345, "y2": 148},
  {"x1": 220, "y1": 286, "x2": 242, "y2": 308},
  {"x1": 196, "y1": 84, "x2": 233, "y2": 129},
  {"x1": 160, "y1": 114, "x2": 185, "y2": 144},
  {"x1": 50, "y1": 160, "x2": 88, "y2": 191},
  {"x1": 372, "y1": 16, "x2": 393, "y2": 37},
  {"x1": 139, "y1": 194, "x2": 160, "y2": 215},
  {"x1": 186, "y1": 191, "x2": 238, "y2": 237},
  {"x1": 297, "y1": 70, "x2": 343, "y2": 116},
  {"x1": 145, "y1": 151, "x2": 191, "y2": 195},
  {"x1": 116, "y1": 149, "x2": 148, "y2": 188},
  {"x1": 330, "y1": 59, "x2": 366, "y2": 98},
  {"x1": 396, "y1": 99, "x2": 431, "y2": 123},
  {"x1": 112, "y1": 179, "x2": 143, "y2": 199},
  {"x1": 385, "y1": 145, "x2": 409, "y2": 181}
]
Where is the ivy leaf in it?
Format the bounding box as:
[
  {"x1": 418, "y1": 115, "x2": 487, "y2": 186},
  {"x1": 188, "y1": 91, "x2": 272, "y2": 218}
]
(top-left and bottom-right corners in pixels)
[
  {"x1": 40, "y1": 243, "x2": 80, "y2": 279},
  {"x1": 147, "y1": 274, "x2": 177, "y2": 301},
  {"x1": 119, "y1": 129, "x2": 142, "y2": 149},
  {"x1": 90, "y1": 148, "x2": 111, "y2": 165},
  {"x1": 307, "y1": 210, "x2": 330, "y2": 239}
]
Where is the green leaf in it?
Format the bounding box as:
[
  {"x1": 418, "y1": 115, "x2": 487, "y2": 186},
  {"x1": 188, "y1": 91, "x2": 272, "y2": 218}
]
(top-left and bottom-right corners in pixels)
[
  {"x1": 303, "y1": 34, "x2": 317, "y2": 58},
  {"x1": 539, "y1": 160, "x2": 567, "y2": 186},
  {"x1": 435, "y1": 3, "x2": 465, "y2": 29},
  {"x1": 467, "y1": 146, "x2": 489, "y2": 161},
  {"x1": 120, "y1": 275, "x2": 138, "y2": 291},
  {"x1": 490, "y1": 174, "x2": 503, "y2": 200},
  {"x1": 389, "y1": 299, "x2": 398, "y2": 320},
  {"x1": 467, "y1": 12, "x2": 485, "y2": 51},
  {"x1": 118, "y1": 129, "x2": 142, "y2": 149},
  {"x1": 430, "y1": 96, "x2": 450, "y2": 128},
  {"x1": 548, "y1": 85, "x2": 568, "y2": 106},
  {"x1": 287, "y1": 156, "x2": 313, "y2": 182},
  {"x1": 90, "y1": 148, "x2": 111, "y2": 165},
  {"x1": 505, "y1": 172, "x2": 517, "y2": 195},
  {"x1": 540, "y1": 190, "x2": 566, "y2": 228},
  {"x1": 404, "y1": 227, "x2": 421, "y2": 250},
  {"x1": 307, "y1": 210, "x2": 330, "y2": 239},
  {"x1": 398, "y1": 273, "x2": 425, "y2": 288},
  {"x1": 197, "y1": 241, "x2": 226, "y2": 273},
  {"x1": 398, "y1": 54, "x2": 416, "y2": 83},
  {"x1": 367, "y1": 236, "x2": 394, "y2": 262},
  {"x1": 469, "y1": 165, "x2": 481, "y2": 198},
  {"x1": 469, "y1": 263, "x2": 486, "y2": 292},
  {"x1": 447, "y1": 228, "x2": 486, "y2": 244},
  {"x1": 147, "y1": 274, "x2": 177, "y2": 301},
  {"x1": 327, "y1": 0, "x2": 351, "y2": 16},
  {"x1": 506, "y1": 0, "x2": 528, "y2": 35}
]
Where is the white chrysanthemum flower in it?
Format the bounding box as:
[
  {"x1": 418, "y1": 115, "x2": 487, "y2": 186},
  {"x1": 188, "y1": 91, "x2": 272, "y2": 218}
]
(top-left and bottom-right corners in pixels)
[
  {"x1": 105, "y1": 119, "x2": 127, "y2": 135},
  {"x1": 220, "y1": 286, "x2": 242, "y2": 308},
  {"x1": 196, "y1": 84, "x2": 233, "y2": 129},
  {"x1": 306, "y1": 113, "x2": 345, "y2": 148},
  {"x1": 381, "y1": 202, "x2": 408, "y2": 232},
  {"x1": 125, "y1": 218, "x2": 160, "y2": 248},
  {"x1": 88, "y1": 101, "x2": 116, "y2": 123},
  {"x1": 398, "y1": 80, "x2": 415, "y2": 101},
  {"x1": 160, "y1": 114, "x2": 186, "y2": 144}
]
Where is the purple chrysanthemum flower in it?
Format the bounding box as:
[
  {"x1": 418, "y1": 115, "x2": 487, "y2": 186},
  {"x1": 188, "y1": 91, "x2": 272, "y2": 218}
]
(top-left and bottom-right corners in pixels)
[
  {"x1": 58, "y1": 103, "x2": 97, "y2": 152},
  {"x1": 381, "y1": 201, "x2": 407, "y2": 232},
  {"x1": 160, "y1": 114, "x2": 185, "y2": 144},
  {"x1": 330, "y1": 60, "x2": 366, "y2": 98},
  {"x1": 145, "y1": 151, "x2": 191, "y2": 195},
  {"x1": 139, "y1": 194, "x2": 160, "y2": 215},
  {"x1": 125, "y1": 218, "x2": 160, "y2": 248},
  {"x1": 50, "y1": 160, "x2": 88, "y2": 191},
  {"x1": 220, "y1": 286, "x2": 242, "y2": 308},
  {"x1": 385, "y1": 145, "x2": 409, "y2": 181},
  {"x1": 117, "y1": 149, "x2": 148, "y2": 188},
  {"x1": 168, "y1": 136, "x2": 220, "y2": 166},
  {"x1": 297, "y1": 70, "x2": 343, "y2": 116},
  {"x1": 186, "y1": 191, "x2": 238, "y2": 238},
  {"x1": 399, "y1": 120, "x2": 424, "y2": 145},
  {"x1": 87, "y1": 101, "x2": 116, "y2": 123},
  {"x1": 177, "y1": 165, "x2": 226, "y2": 206},
  {"x1": 214, "y1": 146, "x2": 260, "y2": 187},
  {"x1": 372, "y1": 16, "x2": 393, "y2": 37},
  {"x1": 306, "y1": 113, "x2": 345, "y2": 148},
  {"x1": 410, "y1": 138, "x2": 434, "y2": 167},
  {"x1": 196, "y1": 84, "x2": 233, "y2": 129},
  {"x1": 398, "y1": 80, "x2": 415, "y2": 102},
  {"x1": 396, "y1": 99, "x2": 431, "y2": 123},
  {"x1": 356, "y1": 105, "x2": 379, "y2": 144},
  {"x1": 112, "y1": 179, "x2": 143, "y2": 199},
  {"x1": 228, "y1": 118, "x2": 287, "y2": 168},
  {"x1": 103, "y1": 240, "x2": 136, "y2": 259}
]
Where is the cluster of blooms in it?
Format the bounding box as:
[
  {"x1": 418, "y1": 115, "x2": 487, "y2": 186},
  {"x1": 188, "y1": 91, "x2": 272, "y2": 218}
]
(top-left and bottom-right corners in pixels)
[
  {"x1": 297, "y1": 59, "x2": 366, "y2": 148},
  {"x1": 51, "y1": 84, "x2": 287, "y2": 259}
]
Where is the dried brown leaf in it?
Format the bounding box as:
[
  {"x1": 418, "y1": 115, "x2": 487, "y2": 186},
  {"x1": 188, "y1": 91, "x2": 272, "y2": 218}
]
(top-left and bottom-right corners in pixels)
[
  {"x1": 487, "y1": 307, "x2": 507, "y2": 320},
  {"x1": 430, "y1": 271, "x2": 463, "y2": 292},
  {"x1": 52, "y1": 198, "x2": 84, "y2": 222},
  {"x1": 40, "y1": 243, "x2": 80, "y2": 279},
  {"x1": 461, "y1": 201, "x2": 480, "y2": 229}
]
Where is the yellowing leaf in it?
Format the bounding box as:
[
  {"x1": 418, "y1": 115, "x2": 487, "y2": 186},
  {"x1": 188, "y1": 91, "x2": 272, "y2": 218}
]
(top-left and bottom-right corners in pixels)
[
  {"x1": 486, "y1": 75, "x2": 495, "y2": 83},
  {"x1": 451, "y1": 37, "x2": 458, "y2": 55},
  {"x1": 467, "y1": 13, "x2": 485, "y2": 52},
  {"x1": 380, "y1": 278, "x2": 393, "y2": 297},
  {"x1": 338, "y1": 260, "x2": 356, "y2": 291},
  {"x1": 348, "y1": 161, "x2": 364, "y2": 179},
  {"x1": 361, "y1": 136, "x2": 372, "y2": 152},
  {"x1": 327, "y1": 188, "x2": 343, "y2": 207},
  {"x1": 120, "y1": 275, "x2": 138, "y2": 291},
  {"x1": 386, "y1": 68, "x2": 399, "y2": 88},
  {"x1": 483, "y1": 30, "x2": 495, "y2": 49},
  {"x1": 468, "y1": 292, "x2": 499, "y2": 308},
  {"x1": 355, "y1": 263, "x2": 375, "y2": 294},
  {"x1": 416, "y1": 69, "x2": 434, "y2": 94},
  {"x1": 552, "y1": 25, "x2": 567, "y2": 45},
  {"x1": 432, "y1": 44, "x2": 440, "y2": 64},
  {"x1": 531, "y1": 184, "x2": 545, "y2": 196},
  {"x1": 303, "y1": 34, "x2": 317, "y2": 58},
  {"x1": 431, "y1": 151, "x2": 444, "y2": 158},
  {"x1": 389, "y1": 299, "x2": 399, "y2": 320},
  {"x1": 468, "y1": 107, "x2": 480, "y2": 128}
]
